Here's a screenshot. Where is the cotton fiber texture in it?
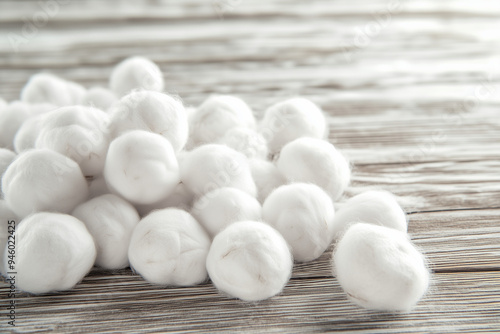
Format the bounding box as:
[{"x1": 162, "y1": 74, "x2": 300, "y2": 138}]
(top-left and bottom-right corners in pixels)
[
  {"x1": 13, "y1": 114, "x2": 46, "y2": 153},
  {"x1": 0, "y1": 101, "x2": 31, "y2": 149},
  {"x1": 332, "y1": 223, "x2": 430, "y2": 312},
  {"x1": 134, "y1": 182, "x2": 194, "y2": 217},
  {"x1": 128, "y1": 208, "x2": 211, "y2": 286},
  {"x1": 80, "y1": 86, "x2": 117, "y2": 111},
  {"x1": 206, "y1": 221, "x2": 293, "y2": 301},
  {"x1": 21, "y1": 73, "x2": 85, "y2": 107},
  {"x1": 109, "y1": 56, "x2": 164, "y2": 97},
  {"x1": 249, "y1": 159, "x2": 287, "y2": 203},
  {"x1": 217, "y1": 127, "x2": 268, "y2": 160},
  {"x1": 0, "y1": 149, "x2": 16, "y2": 190}
]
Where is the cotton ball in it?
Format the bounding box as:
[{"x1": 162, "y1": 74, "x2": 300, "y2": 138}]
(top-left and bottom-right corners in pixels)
[
  {"x1": 104, "y1": 130, "x2": 180, "y2": 205},
  {"x1": 128, "y1": 208, "x2": 210, "y2": 286},
  {"x1": 5, "y1": 212, "x2": 96, "y2": 294},
  {"x1": 135, "y1": 182, "x2": 194, "y2": 217},
  {"x1": 88, "y1": 176, "x2": 110, "y2": 199},
  {"x1": 13, "y1": 113, "x2": 46, "y2": 153},
  {"x1": 108, "y1": 90, "x2": 188, "y2": 152},
  {"x1": 263, "y1": 183, "x2": 335, "y2": 263},
  {"x1": 192, "y1": 187, "x2": 262, "y2": 238},
  {"x1": 277, "y1": 137, "x2": 350, "y2": 201},
  {"x1": 218, "y1": 127, "x2": 268, "y2": 160},
  {"x1": 35, "y1": 106, "x2": 110, "y2": 177},
  {"x1": 2, "y1": 149, "x2": 89, "y2": 218},
  {"x1": 180, "y1": 144, "x2": 256, "y2": 198},
  {"x1": 0, "y1": 101, "x2": 31, "y2": 149},
  {"x1": 332, "y1": 190, "x2": 407, "y2": 240},
  {"x1": 72, "y1": 194, "x2": 139, "y2": 270},
  {"x1": 0, "y1": 200, "x2": 19, "y2": 275},
  {"x1": 109, "y1": 56, "x2": 164, "y2": 97},
  {"x1": 207, "y1": 221, "x2": 293, "y2": 301},
  {"x1": 260, "y1": 97, "x2": 327, "y2": 154},
  {"x1": 249, "y1": 159, "x2": 287, "y2": 203},
  {"x1": 81, "y1": 86, "x2": 118, "y2": 111},
  {"x1": 21, "y1": 73, "x2": 85, "y2": 106},
  {"x1": 189, "y1": 95, "x2": 255, "y2": 147},
  {"x1": 333, "y1": 223, "x2": 430, "y2": 312},
  {"x1": 0, "y1": 148, "x2": 16, "y2": 178}
]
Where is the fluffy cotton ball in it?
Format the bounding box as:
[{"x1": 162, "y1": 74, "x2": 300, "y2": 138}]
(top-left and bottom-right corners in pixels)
[
  {"x1": 108, "y1": 90, "x2": 188, "y2": 152},
  {"x1": 135, "y1": 182, "x2": 194, "y2": 217},
  {"x1": 80, "y1": 86, "x2": 118, "y2": 111},
  {"x1": 333, "y1": 223, "x2": 430, "y2": 312},
  {"x1": 0, "y1": 200, "x2": 19, "y2": 275},
  {"x1": 13, "y1": 113, "x2": 45, "y2": 153},
  {"x1": 104, "y1": 130, "x2": 180, "y2": 205},
  {"x1": 72, "y1": 194, "x2": 140, "y2": 270},
  {"x1": 332, "y1": 190, "x2": 407, "y2": 240},
  {"x1": 35, "y1": 106, "x2": 110, "y2": 177},
  {"x1": 207, "y1": 221, "x2": 293, "y2": 301},
  {"x1": 21, "y1": 73, "x2": 85, "y2": 106},
  {"x1": 192, "y1": 187, "x2": 262, "y2": 238},
  {"x1": 0, "y1": 101, "x2": 31, "y2": 149},
  {"x1": 5, "y1": 212, "x2": 96, "y2": 294},
  {"x1": 2, "y1": 149, "x2": 89, "y2": 218},
  {"x1": 249, "y1": 159, "x2": 287, "y2": 203},
  {"x1": 263, "y1": 183, "x2": 335, "y2": 262},
  {"x1": 109, "y1": 56, "x2": 164, "y2": 97},
  {"x1": 180, "y1": 144, "x2": 256, "y2": 198},
  {"x1": 88, "y1": 176, "x2": 110, "y2": 199},
  {"x1": 218, "y1": 127, "x2": 268, "y2": 160},
  {"x1": 128, "y1": 208, "x2": 211, "y2": 286},
  {"x1": 189, "y1": 95, "x2": 255, "y2": 147},
  {"x1": 0, "y1": 148, "x2": 16, "y2": 195},
  {"x1": 277, "y1": 137, "x2": 350, "y2": 201},
  {"x1": 259, "y1": 97, "x2": 327, "y2": 154}
]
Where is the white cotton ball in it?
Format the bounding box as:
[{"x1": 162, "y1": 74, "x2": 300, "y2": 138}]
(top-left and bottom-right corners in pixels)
[
  {"x1": 109, "y1": 56, "x2": 164, "y2": 97},
  {"x1": 277, "y1": 137, "x2": 350, "y2": 201},
  {"x1": 180, "y1": 144, "x2": 256, "y2": 198},
  {"x1": 263, "y1": 183, "x2": 335, "y2": 263},
  {"x1": 2, "y1": 149, "x2": 89, "y2": 218},
  {"x1": 13, "y1": 113, "x2": 45, "y2": 153},
  {"x1": 333, "y1": 223, "x2": 430, "y2": 312},
  {"x1": 332, "y1": 190, "x2": 407, "y2": 240},
  {"x1": 134, "y1": 182, "x2": 194, "y2": 217},
  {"x1": 128, "y1": 208, "x2": 210, "y2": 286},
  {"x1": 260, "y1": 97, "x2": 327, "y2": 154},
  {"x1": 189, "y1": 95, "x2": 255, "y2": 147},
  {"x1": 0, "y1": 200, "x2": 19, "y2": 275},
  {"x1": 192, "y1": 187, "x2": 262, "y2": 238},
  {"x1": 0, "y1": 149, "x2": 16, "y2": 195},
  {"x1": 104, "y1": 130, "x2": 180, "y2": 205},
  {"x1": 88, "y1": 176, "x2": 110, "y2": 199},
  {"x1": 108, "y1": 90, "x2": 188, "y2": 152},
  {"x1": 21, "y1": 73, "x2": 85, "y2": 106},
  {"x1": 72, "y1": 194, "x2": 140, "y2": 270},
  {"x1": 0, "y1": 101, "x2": 31, "y2": 149},
  {"x1": 80, "y1": 86, "x2": 118, "y2": 111},
  {"x1": 5, "y1": 212, "x2": 96, "y2": 294},
  {"x1": 206, "y1": 221, "x2": 293, "y2": 301},
  {"x1": 249, "y1": 159, "x2": 287, "y2": 203},
  {"x1": 35, "y1": 106, "x2": 110, "y2": 177},
  {"x1": 218, "y1": 127, "x2": 268, "y2": 160}
]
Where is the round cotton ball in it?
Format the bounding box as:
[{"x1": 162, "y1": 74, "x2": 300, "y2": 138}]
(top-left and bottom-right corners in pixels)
[
  {"x1": 5, "y1": 212, "x2": 96, "y2": 294},
  {"x1": 104, "y1": 130, "x2": 180, "y2": 205},
  {"x1": 72, "y1": 194, "x2": 140, "y2": 270},
  {"x1": 218, "y1": 127, "x2": 268, "y2": 160},
  {"x1": 192, "y1": 187, "x2": 262, "y2": 238},
  {"x1": 206, "y1": 221, "x2": 293, "y2": 301},
  {"x1": 21, "y1": 73, "x2": 85, "y2": 106},
  {"x1": 80, "y1": 86, "x2": 118, "y2": 111},
  {"x1": 128, "y1": 208, "x2": 210, "y2": 286},
  {"x1": 189, "y1": 95, "x2": 255, "y2": 147},
  {"x1": 13, "y1": 113, "x2": 46, "y2": 153},
  {"x1": 35, "y1": 106, "x2": 110, "y2": 177},
  {"x1": 263, "y1": 183, "x2": 335, "y2": 262},
  {"x1": 0, "y1": 200, "x2": 19, "y2": 275},
  {"x1": 180, "y1": 144, "x2": 256, "y2": 198},
  {"x1": 0, "y1": 101, "x2": 31, "y2": 149},
  {"x1": 109, "y1": 56, "x2": 164, "y2": 97},
  {"x1": 2, "y1": 149, "x2": 89, "y2": 218},
  {"x1": 135, "y1": 182, "x2": 194, "y2": 217},
  {"x1": 277, "y1": 137, "x2": 350, "y2": 201},
  {"x1": 249, "y1": 159, "x2": 287, "y2": 203},
  {"x1": 332, "y1": 190, "x2": 407, "y2": 240},
  {"x1": 332, "y1": 223, "x2": 430, "y2": 312},
  {"x1": 108, "y1": 90, "x2": 188, "y2": 152}
]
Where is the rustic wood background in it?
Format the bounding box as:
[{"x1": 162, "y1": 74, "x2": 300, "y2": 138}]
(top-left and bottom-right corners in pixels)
[{"x1": 1, "y1": 0, "x2": 500, "y2": 332}]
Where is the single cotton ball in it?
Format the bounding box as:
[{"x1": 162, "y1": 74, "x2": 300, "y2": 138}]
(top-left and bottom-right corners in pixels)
[
  {"x1": 109, "y1": 56, "x2": 164, "y2": 97},
  {"x1": 189, "y1": 95, "x2": 255, "y2": 147},
  {"x1": 332, "y1": 190, "x2": 407, "y2": 240},
  {"x1": 207, "y1": 221, "x2": 293, "y2": 301},
  {"x1": 88, "y1": 176, "x2": 110, "y2": 199},
  {"x1": 0, "y1": 200, "x2": 19, "y2": 275},
  {"x1": 35, "y1": 106, "x2": 110, "y2": 177},
  {"x1": 218, "y1": 127, "x2": 268, "y2": 160},
  {"x1": 80, "y1": 86, "x2": 118, "y2": 111},
  {"x1": 180, "y1": 144, "x2": 256, "y2": 198},
  {"x1": 104, "y1": 130, "x2": 180, "y2": 205},
  {"x1": 192, "y1": 187, "x2": 262, "y2": 238},
  {"x1": 5, "y1": 212, "x2": 96, "y2": 294},
  {"x1": 249, "y1": 159, "x2": 287, "y2": 203},
  {"x1": 2, "y1": 149, "x2": 89, "y2": 218},
  {"x1": 259, "y1": 97, "x2": 327, "y2": 154},
  {"x1": 263, "y1": 183, "x2": 335, "y2": 262},
  {"x1": 108, "y1": 90, "x2": 188, "y2": 152},
  {"x1": 72, "y1": 194, "x2": 140, "y2": 270},
  {"x1": 20, "y1": 73, "x2": 85, "y2": 106},
  {"x1": 333, "y1": 223, "x2": 430, "y2": 312},
  {"x1": 135, "y1": 182, "x2": 194, "y2": 217},
  {"x1": 0, "y1": 101, "x2": 31, "y2": 149},
  {"x1": 128, "y1": 208, "x2": 210, "y2": 286},
  {"x1": 277, "y1": 137, "x2": 350, "y2": 201}
]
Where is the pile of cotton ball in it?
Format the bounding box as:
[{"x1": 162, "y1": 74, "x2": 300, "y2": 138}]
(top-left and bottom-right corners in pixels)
[{"x1": 0, "y1": 56, "x2": 429, "y2": 312}]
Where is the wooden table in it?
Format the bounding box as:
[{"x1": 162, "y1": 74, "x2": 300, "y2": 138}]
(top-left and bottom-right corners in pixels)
[{"x1": 1, "y1": 0, "x2": 500, "y2": 332}]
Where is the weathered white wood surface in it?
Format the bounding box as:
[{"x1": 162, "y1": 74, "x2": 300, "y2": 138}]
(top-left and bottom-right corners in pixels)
[{"x1": 1, "y1": 0, "x2": 500, "y2": 332}]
